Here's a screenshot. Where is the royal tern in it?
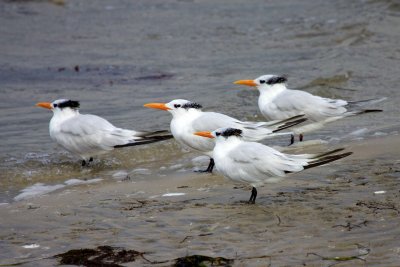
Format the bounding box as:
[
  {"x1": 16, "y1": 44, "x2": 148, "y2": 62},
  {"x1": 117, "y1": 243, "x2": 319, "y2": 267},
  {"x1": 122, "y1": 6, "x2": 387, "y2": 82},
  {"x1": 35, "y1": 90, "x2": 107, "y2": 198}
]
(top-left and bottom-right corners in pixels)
[
  {"x1": 194, "y1": 127, "x2": 352, "y2": 203},
  {"x1": 36, "y1": 99, "x2": 172, "y2": 166},
  {"x1": 144, "y1": 99, "x2": 306, "y2": 172},
  {"x1": 234, "y1": 75, "x2": 384, "y2": 144}
]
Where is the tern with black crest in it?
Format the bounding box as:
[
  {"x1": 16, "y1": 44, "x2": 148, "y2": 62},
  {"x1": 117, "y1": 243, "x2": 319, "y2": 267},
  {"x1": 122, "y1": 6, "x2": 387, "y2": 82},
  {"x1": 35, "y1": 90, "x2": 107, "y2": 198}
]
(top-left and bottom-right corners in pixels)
[
  {"x1": 36, "y1": 99, "x2": 172, "y2": 166},
  {"x1": 195, "y1": 127, "x2": 352, "y2": 204},
  {"x1": 234, "y1": 75, "x2": 385, "y2": 144},
  {"x1": 144, "y1": 99, "x2": 306, "y2": 172}
]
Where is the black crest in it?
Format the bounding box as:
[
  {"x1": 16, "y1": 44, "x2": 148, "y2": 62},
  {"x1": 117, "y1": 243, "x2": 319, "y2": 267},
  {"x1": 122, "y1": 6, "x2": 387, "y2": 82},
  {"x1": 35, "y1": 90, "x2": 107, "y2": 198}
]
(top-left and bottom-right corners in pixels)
[
  {"x1": 267, "y1": 76, "x2": 287, "y2": 85},
  {"x1": 220, "y1": 128, "x2": 243, "y2": 138},
  {"x1": 57, "y1": 100, "x2": 80, "y2": 109},
  {"x1": 182, "y1": 102, "x2": 203, "y2": 110}
]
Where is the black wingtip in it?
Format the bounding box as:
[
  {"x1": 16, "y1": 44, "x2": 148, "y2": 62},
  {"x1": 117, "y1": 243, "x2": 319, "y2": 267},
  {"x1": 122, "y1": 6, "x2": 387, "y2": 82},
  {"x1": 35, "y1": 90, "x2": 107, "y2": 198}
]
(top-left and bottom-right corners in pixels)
[
  {"x1": 311, "y1": 148, "x2": 346, "y2": 159},
  {"x1": 136, "y1": 130, "x2": 170, "y2": 136},
  {"x1": 305, "y1": 152, "x2": 353, "y2": 170},
  {"x1": 146, "y1": 130, "x2": 170, "y2": 136},
  {"x1": 114, "y1": 135, "x2": 173, "y2": 148},
  {"x1": 272, "y1": 118, "x2": 307, "y2": 133},
  {"x1": 268, "y1": 114, "x2": 305, "y2": 126},
  {"x1": 359, "y1": 109, "x2": 383, "y2": 113}
]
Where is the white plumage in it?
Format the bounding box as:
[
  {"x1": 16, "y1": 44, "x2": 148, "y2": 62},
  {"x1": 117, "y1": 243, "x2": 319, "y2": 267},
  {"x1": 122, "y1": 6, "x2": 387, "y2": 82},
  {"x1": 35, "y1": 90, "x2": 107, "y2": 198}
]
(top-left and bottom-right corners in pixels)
[
  {"x1": 195, "y1": 127, "x2": 352, "y2": 203},
  {"x1": 37, "y1": 99, "x2": 171, "y2": 165},
  {"x1": 144, "y1": 99, "x2": 306, "y2": 172},
  {"x1": 235, "y1": 75, "x2": 384, "y2": 137}
]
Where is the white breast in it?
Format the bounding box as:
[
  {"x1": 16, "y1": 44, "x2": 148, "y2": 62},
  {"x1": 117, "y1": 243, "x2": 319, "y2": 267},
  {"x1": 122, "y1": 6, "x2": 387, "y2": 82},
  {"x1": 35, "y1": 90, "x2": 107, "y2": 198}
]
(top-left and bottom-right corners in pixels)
[
  {"x1": 258, "y1": 86, "x2": 294, "y2": 120},
  {"x1": 170, "y1": 112, "x2": 215, "y2": 156}
]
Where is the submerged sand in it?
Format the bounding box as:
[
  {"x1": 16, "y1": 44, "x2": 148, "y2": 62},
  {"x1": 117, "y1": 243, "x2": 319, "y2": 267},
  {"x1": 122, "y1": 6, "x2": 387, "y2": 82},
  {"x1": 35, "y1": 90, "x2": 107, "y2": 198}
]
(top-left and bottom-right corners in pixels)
[{"x1": 1, "y1": 135, "x2": 400, "y2": 266}]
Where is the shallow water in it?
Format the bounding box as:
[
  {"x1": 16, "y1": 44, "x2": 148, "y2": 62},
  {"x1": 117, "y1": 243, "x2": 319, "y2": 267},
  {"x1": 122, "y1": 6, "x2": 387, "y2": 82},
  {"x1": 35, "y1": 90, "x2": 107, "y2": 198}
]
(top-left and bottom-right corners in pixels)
[
  {"x1": 0, "y1": 0, "x2": 398, "y2": 202},
  {"x1": 0, "y1": 0, "x2": 400, "y2": 266}
]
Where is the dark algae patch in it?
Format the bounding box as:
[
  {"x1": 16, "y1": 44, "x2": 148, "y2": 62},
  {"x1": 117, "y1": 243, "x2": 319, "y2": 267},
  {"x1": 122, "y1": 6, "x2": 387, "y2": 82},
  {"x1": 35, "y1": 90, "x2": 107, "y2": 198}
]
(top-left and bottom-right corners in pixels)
[
  {"x1": 55, "y1": 246, "x2": 145, "y2": 267},
  {"x1": 55, "y1": 246, "x2": 234, "y2": 267},
  {"x1": 174, "y1": 255, "x2": 234, "y2": 267}
]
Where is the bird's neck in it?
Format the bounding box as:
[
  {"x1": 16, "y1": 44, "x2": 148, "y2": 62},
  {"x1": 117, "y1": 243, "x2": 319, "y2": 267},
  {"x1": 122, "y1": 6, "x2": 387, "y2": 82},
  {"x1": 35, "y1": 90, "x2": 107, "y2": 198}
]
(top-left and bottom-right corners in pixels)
[
  {"x1": 52, "y1": 108, "x2": 80, "y2": 122},
  {"x1": 215, "y1": 136, "x2": 242, "y2": 149},
  {"x1": 259, "y1": 84, "x2": 287, "y2": 100}
]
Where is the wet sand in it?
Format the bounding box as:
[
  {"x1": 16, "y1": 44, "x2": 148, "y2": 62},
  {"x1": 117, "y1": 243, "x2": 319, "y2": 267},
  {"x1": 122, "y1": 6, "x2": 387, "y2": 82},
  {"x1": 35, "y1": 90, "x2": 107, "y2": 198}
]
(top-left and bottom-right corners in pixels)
[{"x1": 1, "y1": 134, "x2": 400, "y2": 266}]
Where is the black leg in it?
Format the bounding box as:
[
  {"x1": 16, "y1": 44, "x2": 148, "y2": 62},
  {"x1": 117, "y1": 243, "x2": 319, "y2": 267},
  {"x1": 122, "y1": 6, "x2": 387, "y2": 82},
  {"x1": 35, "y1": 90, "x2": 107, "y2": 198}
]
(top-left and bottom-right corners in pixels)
[
  {"x1": 195, "y1": 158, "x2": 214, "y2": 173},
  {"x1": 81, "y1": 160, "x2": 86, "y2": 167},
  {"x1": 206, "y1": 158, "x2": 215, "y2": 172},
  {"x1": 248, "y1": 187, "x2": 257, "y2": 204},
  {"x1": 289, "y1": 134, "x2": 295, "y2": 146},
  {"x1": 89, "y1": 157, "x2": 93, "y2": 162},
  {"x1": 299, "y1": 133, "x2": 304, "y2": 142}
]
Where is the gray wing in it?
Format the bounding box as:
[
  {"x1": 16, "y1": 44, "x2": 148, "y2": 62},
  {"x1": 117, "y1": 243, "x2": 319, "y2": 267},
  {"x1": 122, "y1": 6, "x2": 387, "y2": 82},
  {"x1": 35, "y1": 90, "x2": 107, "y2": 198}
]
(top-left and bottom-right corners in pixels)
[
  {"x1": 230, "y1": 142, "x2": 308, "y2": 176},
  {"x1": 274, "y1": 90, "x2": 348, "y2": 121},
  {"x1": 55, "y1": 114, "x2": 140, "y2": 155},
  {"x1": 191, "y1": 112, "x2": 289, "y2": 141},
  {"x1": 191, "y1": 112, "x2": 240, "y2": 132},
  {"x1": 217, "y1": 142, "x2": 309, "y2": 185}
]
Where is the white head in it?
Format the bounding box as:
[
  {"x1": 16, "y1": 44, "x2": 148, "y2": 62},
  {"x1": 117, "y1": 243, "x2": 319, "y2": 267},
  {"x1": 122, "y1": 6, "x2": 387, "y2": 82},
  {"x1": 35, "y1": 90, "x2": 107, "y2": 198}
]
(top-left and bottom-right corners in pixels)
[
  {"x1": 36, "y1": 99, "x2": 80, "y2": 114},
  {"x1": 144, "y1": 99, "x2": 203, "y2": 117},
  {"x1": 194, "y1": 127, "x2": 243, "y2": 142},
  {"x1": 234, "y1": 74, "x2": 288, "y2": 92}
]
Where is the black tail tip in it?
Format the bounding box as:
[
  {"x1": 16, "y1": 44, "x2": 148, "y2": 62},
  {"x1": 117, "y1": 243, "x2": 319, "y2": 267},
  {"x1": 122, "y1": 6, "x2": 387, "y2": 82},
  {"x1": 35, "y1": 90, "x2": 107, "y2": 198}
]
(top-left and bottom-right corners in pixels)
[
  {"x1": 339, "y1": 151, "x2": 353, "y2": 158},
  {"x1": 361, "y1": 109, "x2": 383, "y2": 113}
]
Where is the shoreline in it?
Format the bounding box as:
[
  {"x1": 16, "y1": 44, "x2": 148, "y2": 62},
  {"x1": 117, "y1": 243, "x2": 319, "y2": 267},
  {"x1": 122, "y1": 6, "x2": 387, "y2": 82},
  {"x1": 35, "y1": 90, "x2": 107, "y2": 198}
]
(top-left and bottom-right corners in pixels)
[{"x1": 1, "y1": 134, "x2": 399, "y2": 266}]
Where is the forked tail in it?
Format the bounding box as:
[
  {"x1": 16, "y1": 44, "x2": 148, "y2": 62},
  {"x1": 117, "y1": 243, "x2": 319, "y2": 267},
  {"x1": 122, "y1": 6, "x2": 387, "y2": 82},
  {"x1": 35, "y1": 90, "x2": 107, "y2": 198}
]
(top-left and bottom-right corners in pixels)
[
  {"x1": 347, "y1": 97, "x2": 387, "y2": 108},
  {"x1": 345, "y1": 97, "x2": 386, "y2": 116}
]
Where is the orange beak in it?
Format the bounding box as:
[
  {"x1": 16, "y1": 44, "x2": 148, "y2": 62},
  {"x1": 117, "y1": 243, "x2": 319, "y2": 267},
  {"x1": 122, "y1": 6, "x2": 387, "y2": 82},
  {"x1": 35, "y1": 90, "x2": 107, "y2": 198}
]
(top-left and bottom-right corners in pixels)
[
  {"x1": 36, "y1": 102, "x2": 52, "y2": 110},
  {"x1": 143, "y1": 103, "x2": 171, "y2": 111},
  {"x1": 233, "y1": 80, "x2": 257, "y2": 87},
  {"x1": 194, "y1": 131, "x2": 214, "y2": 139}
]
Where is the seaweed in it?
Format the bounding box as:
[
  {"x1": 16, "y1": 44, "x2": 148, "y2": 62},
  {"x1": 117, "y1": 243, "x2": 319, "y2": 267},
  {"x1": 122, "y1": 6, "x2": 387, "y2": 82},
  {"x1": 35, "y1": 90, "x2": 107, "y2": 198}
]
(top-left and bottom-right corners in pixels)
[
  {"x1": 174, "y1": 255, "x2": 234, "y2": 267},
  {"x1": 54, "y1": 246, "x2": 145, "y2": 267},
  {"x1": 54, "y1": 246, "x2": 237, "y2": 266}
]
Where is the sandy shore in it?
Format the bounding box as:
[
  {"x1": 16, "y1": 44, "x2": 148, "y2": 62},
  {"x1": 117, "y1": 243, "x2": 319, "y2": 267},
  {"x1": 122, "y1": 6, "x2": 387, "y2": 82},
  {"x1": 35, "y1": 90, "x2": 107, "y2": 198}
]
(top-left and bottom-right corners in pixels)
[{"x1": 1, "y1": 134, "x2": 400, "y2": 266}]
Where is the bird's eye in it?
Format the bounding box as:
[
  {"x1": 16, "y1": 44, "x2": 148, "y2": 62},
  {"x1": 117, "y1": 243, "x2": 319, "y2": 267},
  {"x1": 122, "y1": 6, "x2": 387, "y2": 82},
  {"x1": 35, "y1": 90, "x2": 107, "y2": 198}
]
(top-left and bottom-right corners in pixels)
[
  {"x1": 216, "y1": 132, "x2": 221, "y2": 136},
  {"x1": 259, "y1": 80, "x2": 265, "y2": 84},
  {"x1": 53, "y1": 104, "x2": 58, "y2": 107},
  {"x1": 174, "y1": 104, "x2": 181, "y2": 108}
]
